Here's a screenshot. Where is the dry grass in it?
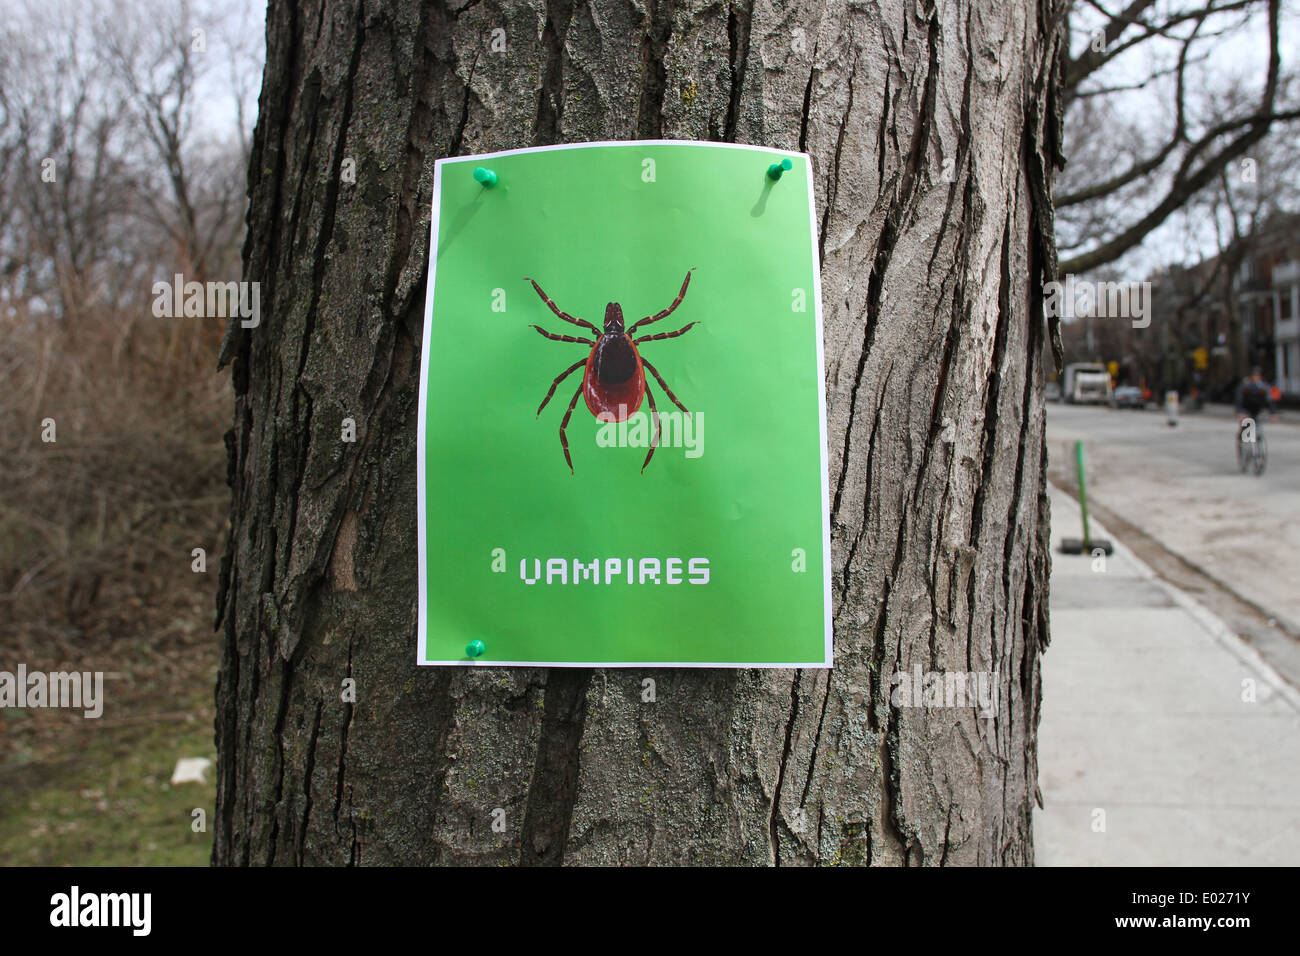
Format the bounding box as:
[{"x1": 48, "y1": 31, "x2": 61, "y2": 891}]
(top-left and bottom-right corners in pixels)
[
  {"x1": 0, "y1": 308, "x2": 229, "y2": 653},
  {"x1": 0, "y1": 307, "x2": 231, "y2": 864}
]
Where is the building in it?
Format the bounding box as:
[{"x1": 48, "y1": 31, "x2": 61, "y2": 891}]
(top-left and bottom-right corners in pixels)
[
  {"x1": 1270, "y1": 259, "x2": 1300, "y2": 395},
  {"x1": 1185, "y1": 214, "x2": 1300, "y2": 400}
]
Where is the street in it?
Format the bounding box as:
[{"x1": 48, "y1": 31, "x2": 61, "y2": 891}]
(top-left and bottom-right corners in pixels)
[
  {"x1": 1046, "y1": 401, "x2": 1300, "y2": 685},
  {"x1": 1039, "y1": 401, "x2": 1300, "y2": 863}
]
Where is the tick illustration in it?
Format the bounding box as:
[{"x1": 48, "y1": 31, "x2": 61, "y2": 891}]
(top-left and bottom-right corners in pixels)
[{"x1": 527, "y1": 268, "x2": 698, "y2": 472}]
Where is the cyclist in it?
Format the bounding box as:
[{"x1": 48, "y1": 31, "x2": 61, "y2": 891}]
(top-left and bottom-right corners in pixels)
[{"x1": 1235, "y1": 366, "x2": 1278, "y2": 458}]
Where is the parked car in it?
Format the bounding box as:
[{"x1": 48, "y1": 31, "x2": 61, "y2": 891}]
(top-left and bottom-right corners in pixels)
[
  {"x1": 1045, "y1": 382, "x2": 1062, "y2": 402},
  {"x1": 1112, "y1": 385, "x2": 1145, "y2": 409}
]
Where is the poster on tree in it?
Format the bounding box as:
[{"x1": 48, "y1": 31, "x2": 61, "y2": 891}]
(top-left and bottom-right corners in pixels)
[{"x1": 417, "y1": 141, "x2": 831, "y2": 667}]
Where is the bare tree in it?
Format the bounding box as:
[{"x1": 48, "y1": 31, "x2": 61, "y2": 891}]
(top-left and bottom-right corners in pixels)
[
  {"x1": 214, "y1": 0, "x2": 1063, "y2": 866},
  {"x1": 0, "y1": 0, "x2": 257, "y2": 327},
  {"x1": 1056, "y1": 0, "x2": 1298, "y2": 274},
  {"x1": 0, "y1": 2, "x2": 139, "y2": 328},
  {"x1": 97, "y1": 0, "x2": 253, "y2": 283},
  {"x1": 0, "y1": 0, "x2": 257, "y2": 646}
]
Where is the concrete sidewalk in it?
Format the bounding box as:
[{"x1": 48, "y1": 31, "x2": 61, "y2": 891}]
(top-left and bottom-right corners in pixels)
[{"x1": 1034, "y1": 486, "x2": 1300, "y2": 866}]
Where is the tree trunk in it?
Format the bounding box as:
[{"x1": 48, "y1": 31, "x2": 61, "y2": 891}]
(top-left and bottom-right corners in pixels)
[{"x1": 215, "y1": 0, "x2": 1061, "y2": 866}]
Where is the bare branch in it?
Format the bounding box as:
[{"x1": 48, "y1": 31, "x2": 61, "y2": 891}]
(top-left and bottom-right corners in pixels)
[{"x1": 1058, "y1": 0, "x2": 1291, "y2": 274}]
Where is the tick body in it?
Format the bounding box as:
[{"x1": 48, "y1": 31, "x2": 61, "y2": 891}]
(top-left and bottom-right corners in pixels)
[{"x1": 527, "y1": 269, "x2": 698, "y2": 472}]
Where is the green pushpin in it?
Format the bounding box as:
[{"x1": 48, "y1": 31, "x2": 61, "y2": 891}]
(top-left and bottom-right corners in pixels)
[
  {"x1": 466, "y1": 640, "x2": 486, "y2": 658},
  {"x1": 767, "y1": 157, "x2": 793, "y2": 180},
  {"x1": 473, "y1": 167, "x2": 498, "y2": 188}
]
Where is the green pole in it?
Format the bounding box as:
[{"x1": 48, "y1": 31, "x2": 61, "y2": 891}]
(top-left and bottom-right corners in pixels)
[{"x1": 1075, "y1": 440, "x2": 1093, "y2": 551}]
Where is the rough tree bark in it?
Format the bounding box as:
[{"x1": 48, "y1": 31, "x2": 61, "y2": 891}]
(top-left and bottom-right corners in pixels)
[{"x1": 214, "y1": 0, "x2": 1063, "y2": 866}]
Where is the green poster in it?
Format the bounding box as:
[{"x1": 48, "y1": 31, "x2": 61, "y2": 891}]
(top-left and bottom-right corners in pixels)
[{"x1": 417, "y1": 141, "x2": 830, "y2": 667}]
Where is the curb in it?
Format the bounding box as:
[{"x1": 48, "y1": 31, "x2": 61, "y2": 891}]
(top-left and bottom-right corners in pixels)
[
  {"x1": 1050, "y1": 487, "x2": 1300, "y2": 713},
  {"x1": 1047, "y1": 469, "x2": 1300, "y2": 639}
]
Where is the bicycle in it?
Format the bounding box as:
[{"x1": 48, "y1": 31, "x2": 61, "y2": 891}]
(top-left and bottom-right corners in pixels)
[{"x1": 1236, "y1": 416, "x2": 1268, "y2": 476}]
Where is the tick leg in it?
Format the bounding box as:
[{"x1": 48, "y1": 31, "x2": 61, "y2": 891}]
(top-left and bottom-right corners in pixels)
[
  {"x1": 633, "y1": 321, "x2": 697, "y2": 345},
  {"x1": 628, "y1": 267, "x2": 695, "y2": 335},
  {"x1": 641, "y1": 385, "x2": 661, "y2": 473},
  {"x1": 525, "y1": 278, "x2": 602, "y2": 335},
  {"x1": 641, "y1": 357, "x2": 690, "y2": 416},
  {"x1": 558, "y1": 380, "x2": 585, "y2": 473},
  {"x1": 532, "y1": 325, "x2": 594, "y2": 345},
  {"x1": 538, "y1": 358, "x2": 587, "y2": 416}
]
